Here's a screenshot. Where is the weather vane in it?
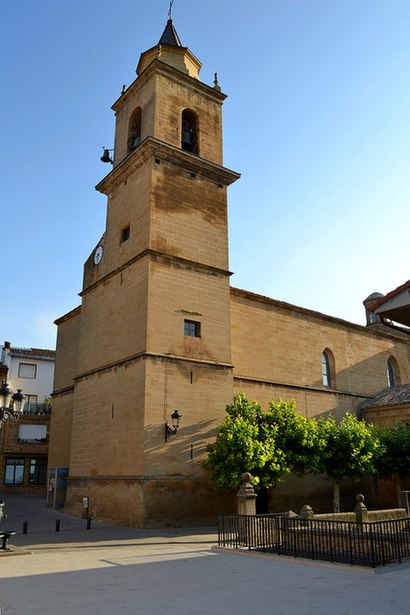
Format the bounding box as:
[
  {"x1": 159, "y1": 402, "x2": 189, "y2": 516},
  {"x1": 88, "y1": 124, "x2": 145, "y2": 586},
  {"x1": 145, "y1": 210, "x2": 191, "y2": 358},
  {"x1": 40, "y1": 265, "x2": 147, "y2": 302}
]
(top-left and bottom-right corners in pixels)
[{"x1": 168, "y1": 0, "x2": 174, "y2": 19}]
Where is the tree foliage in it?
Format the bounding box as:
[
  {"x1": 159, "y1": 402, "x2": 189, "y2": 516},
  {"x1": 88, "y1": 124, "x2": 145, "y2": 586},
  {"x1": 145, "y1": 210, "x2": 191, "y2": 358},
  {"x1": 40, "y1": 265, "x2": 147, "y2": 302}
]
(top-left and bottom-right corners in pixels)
[
  {"x1": 206, "y1": 394, "x2": 405, "y2": 513},
  {"x1": 205, "y1": 394, "x2": 319, "y2": 490},
  {"x1": 372, "y1": 422, "x2": 410, "y2": 504},
  {"x1": 265, "y1": 399, "x2": 323, "y2": 477},
  {"x1": 315, "y1": 414, "x2": 381, "y2": 484},
  {"x1": 373, "y1": 422, "x2": 410, "y2": 481},
  {"x1": 314, "y1": 413, "x2": 382, "y2": 512},
  {"x1": 205, "y1": 394, "x2": 283, "y2": 490}
]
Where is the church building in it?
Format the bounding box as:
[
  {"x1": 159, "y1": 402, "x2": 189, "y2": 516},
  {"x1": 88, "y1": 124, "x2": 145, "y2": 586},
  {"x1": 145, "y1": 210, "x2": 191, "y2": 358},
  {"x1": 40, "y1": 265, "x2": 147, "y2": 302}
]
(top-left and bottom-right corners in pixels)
[{"x1": 48, "y1": 18, "x2": 410, "y2": 525}]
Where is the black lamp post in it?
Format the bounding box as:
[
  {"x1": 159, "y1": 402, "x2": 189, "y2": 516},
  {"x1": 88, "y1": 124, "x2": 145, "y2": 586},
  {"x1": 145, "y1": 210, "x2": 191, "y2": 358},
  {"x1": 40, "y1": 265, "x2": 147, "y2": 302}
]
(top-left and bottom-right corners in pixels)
[
  {"x1": 165, "y1": 409, "x2": 181, "y2": 442},
  {"x1": 0, "y1": 381, "x2": 25, "y2": 424}
]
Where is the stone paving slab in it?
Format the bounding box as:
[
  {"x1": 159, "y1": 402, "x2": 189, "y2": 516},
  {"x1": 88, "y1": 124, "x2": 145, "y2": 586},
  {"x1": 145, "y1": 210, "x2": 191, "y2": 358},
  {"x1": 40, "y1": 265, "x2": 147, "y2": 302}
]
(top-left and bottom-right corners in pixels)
[{"x1": 0, "y1": 495, "x2": 409, "y2": 614}]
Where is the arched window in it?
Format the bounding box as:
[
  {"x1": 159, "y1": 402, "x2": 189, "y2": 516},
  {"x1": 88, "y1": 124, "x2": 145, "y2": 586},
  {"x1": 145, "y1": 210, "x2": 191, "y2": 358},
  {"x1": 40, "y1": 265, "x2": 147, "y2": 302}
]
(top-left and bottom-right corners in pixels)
[
  {"x1": 387, "y1": 356, "x2": 400, "y2": 388},
  {"x1": 128, "y1": 107, "x2": 142, "y2": 152},
  {"x1": 181, "y1": 109, "x2": 198, "y2": 154},
  {"x1": 322, "y1": 349, "x2": 335, "y2": 388}
]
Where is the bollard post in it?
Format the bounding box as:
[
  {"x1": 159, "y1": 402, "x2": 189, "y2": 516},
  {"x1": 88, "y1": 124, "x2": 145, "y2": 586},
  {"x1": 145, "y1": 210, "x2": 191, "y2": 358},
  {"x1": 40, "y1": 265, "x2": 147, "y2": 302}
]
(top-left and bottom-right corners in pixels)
[
  {"x1": 86, "y1": 517, "x2": 91, "y2": 530},
  {"x1": 355, "y1": 494, "x2": 368, "y2": 523},
  {"x1": 23, "y1": 521, "x2": 28, "y2": 535},
  {"x1": 55, "y1": 519, "x2": 60, "y2": 532}
]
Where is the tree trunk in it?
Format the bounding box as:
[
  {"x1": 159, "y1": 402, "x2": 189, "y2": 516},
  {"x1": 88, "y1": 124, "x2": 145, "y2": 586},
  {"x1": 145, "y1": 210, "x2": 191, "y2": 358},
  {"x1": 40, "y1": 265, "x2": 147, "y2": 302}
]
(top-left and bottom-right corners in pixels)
[
  {"x1": 395, "y1": 475, "x2": 402, "y2": 508},
  {"x1": 256, "y1": 487, "x2": 269, "y2": 514},
  {"x1": 333, "y1": 481, "x2": 340, "y2": 513}
]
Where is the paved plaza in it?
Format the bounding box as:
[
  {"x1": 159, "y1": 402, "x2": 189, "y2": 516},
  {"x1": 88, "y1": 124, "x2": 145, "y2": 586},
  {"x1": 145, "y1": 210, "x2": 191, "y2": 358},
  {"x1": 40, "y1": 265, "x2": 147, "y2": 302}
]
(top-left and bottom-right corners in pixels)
[{"x1": 0, "y1": 495, "x2": 408, "y2": 614}]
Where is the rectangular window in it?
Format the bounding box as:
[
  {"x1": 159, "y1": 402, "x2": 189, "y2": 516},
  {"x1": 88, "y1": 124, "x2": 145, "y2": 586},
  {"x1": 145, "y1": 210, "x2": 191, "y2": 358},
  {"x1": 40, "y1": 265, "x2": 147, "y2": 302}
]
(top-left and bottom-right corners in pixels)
[
  {"x1": 25, "y1": 394, "x2": 38, "y2": 413},
  {"x1": 18, "y1": 363, "x2": 37, "y2": 379},
  {"x1": 184, "y1": 319, "x2": 201, "y2": 338},
  {"x1": 18, "y1": 424, "x2": 47, "y2": 442},
  {"x1": 4, "y1": 459, "x2": 24, "y2": 485},
  {"x1": 29, "y1": 458, "x2": 47, "y2": 484}
]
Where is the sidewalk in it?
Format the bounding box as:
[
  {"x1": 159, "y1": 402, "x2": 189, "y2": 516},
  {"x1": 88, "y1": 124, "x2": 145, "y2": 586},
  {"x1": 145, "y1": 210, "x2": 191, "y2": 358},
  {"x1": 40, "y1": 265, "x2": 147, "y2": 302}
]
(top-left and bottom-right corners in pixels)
[{"x1": 0, "y1": 495, "x2": 409, "y2": 614}]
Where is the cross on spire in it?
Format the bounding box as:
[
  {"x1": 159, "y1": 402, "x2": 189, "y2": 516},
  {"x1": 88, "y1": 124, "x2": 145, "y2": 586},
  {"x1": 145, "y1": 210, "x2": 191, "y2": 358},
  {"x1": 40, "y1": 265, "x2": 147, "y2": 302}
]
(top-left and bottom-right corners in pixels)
[{"x1": 168, "y1": 0, "x2": 174, "y2": 19}]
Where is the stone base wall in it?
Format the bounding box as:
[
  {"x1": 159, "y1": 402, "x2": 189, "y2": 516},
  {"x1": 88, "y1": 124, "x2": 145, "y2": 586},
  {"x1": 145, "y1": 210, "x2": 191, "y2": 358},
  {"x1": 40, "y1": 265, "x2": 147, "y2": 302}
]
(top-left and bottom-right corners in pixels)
[
  {"x1": 64, "y1": 476, "x2": 236, "y2": 527},
  {"x1": 2, "y1": 484, "x2": 47, "y2": 497}
]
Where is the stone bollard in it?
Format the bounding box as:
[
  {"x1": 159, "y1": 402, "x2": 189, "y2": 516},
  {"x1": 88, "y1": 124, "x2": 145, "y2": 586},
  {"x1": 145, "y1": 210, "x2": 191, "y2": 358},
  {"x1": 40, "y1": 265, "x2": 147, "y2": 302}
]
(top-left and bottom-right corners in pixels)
[
  {"x1": 354, "y1": 494, "x2": 369, "y2": 523},
  {"x1": 300, "y1": 504, "x2": 315, "y2": 520},
  {"x1": 237, "y1": 472, "x2": 257, "y2": 546},
  {"x1": 237, "y1": 472, "x2": 256, "y2": 516}
]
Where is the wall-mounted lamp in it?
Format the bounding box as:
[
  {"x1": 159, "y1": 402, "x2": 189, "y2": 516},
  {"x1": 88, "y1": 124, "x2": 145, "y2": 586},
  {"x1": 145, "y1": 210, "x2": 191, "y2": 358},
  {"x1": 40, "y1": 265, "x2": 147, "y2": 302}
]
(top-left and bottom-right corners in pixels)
[
  {"x1": 165, "y1": 409, "x2": 181, "y2": 442},
  {"x1": 0, "y1": 381, "x2": 25, "y2": 426},
  {"x1": 100, "y1": 147, "x2": 114, "y2": 164}
]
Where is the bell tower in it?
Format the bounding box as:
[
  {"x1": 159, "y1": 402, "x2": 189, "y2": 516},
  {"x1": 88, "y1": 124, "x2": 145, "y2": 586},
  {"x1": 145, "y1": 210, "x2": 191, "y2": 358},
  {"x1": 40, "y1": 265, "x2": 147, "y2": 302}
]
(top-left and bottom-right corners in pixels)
[{"x1": 52, "y1": 18, "x2": 240, "y2": 526}]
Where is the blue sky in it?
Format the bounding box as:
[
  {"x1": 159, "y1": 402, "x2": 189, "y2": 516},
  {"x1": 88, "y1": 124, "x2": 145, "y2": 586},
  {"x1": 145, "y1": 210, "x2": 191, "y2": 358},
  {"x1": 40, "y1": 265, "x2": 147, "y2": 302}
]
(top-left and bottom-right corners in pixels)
[{"x1": 2, "y1": 0, "x2": 410, "y2": 349}]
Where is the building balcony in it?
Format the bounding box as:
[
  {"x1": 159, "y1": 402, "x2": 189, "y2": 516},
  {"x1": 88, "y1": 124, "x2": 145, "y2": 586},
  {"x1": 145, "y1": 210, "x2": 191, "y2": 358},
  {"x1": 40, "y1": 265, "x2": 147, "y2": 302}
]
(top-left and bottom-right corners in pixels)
[{"x1": 22, "y1": 403, "x2": 52, "y2": 416}]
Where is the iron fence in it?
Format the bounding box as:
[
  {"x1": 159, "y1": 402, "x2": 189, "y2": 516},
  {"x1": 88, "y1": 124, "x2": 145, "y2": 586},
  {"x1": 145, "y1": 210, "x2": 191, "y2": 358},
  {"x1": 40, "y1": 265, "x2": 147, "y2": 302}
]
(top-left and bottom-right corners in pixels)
[
  {"x1": 23, "y1": 403, "x2": 51, "y2": 415},
  {"x1": 218, "y1": 513, "x2": 410, "y2": 567}
]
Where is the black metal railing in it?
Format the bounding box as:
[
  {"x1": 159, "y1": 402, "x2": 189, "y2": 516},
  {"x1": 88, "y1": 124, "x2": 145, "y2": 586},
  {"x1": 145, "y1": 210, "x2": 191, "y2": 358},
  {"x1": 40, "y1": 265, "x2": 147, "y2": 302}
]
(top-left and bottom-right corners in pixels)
[
  {"x1": 218, "y1": 514, "x2": 410, "y2": 567},
  {"x1": 23, "y1": 403, "x2": 51, "y2": 416}
]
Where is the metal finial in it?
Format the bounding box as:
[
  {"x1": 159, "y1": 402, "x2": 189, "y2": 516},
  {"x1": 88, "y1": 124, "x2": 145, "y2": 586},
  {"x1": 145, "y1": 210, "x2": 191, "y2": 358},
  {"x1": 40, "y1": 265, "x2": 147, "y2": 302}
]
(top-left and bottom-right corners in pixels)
[{"x1": 168, "y1": 0, "x2": 174, "y2": 19}]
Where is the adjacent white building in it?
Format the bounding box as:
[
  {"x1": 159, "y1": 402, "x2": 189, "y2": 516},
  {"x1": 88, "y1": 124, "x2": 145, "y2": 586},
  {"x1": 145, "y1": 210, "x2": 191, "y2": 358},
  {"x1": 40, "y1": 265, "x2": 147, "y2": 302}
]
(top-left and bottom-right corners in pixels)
[
  {"x1": 1, "y1": 341, "x2": 55, "y2": 411},
  {"x1": 0, "y1": 341, "x2": 55, "y2": 494}
]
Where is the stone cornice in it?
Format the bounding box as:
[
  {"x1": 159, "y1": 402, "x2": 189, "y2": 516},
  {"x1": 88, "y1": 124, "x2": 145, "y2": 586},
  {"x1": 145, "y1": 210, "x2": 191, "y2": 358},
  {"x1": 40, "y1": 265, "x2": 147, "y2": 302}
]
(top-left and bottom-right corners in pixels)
[
  {"x1": 112, "y1": 58, "x2": 226, "y2": 114},
  {"x1": 80, "y1": 249, "x2": 232, "y2": 297},
  {"x1": 52, "y1": 385, "x2": 75, "y2": 397},
  {"x1": 54, "y1": 305, "x2": 81, "y2": 326},
  {"x1": 74, "y1": 351, "x2": 233, "y2": 383},
  {"x1": 95, "y1": 137, "x2": 240, "y2": 195},
  {"x1": 233, "y1": 374, "x2": 374, "y2": 400},
  {"x1": 231, "y1": 287, "x2": 410, "y2": 342}
]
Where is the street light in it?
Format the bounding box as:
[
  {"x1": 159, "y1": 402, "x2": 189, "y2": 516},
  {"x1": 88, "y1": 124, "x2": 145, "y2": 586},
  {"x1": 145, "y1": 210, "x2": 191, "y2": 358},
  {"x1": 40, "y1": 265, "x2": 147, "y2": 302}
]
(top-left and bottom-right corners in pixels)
[
  {"x1": 165, "y1": 409, "x2": 181, "y2": 442},
  {"x1": 0, "y1": 380, "x2": 25, "y2": 424}
]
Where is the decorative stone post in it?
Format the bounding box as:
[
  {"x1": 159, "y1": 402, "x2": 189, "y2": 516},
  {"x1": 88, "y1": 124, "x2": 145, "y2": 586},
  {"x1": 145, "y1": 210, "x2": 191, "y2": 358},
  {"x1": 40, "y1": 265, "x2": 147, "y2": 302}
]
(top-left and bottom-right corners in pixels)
[
  {"x1": 236, "y1": 472, "x2": 257, "y2": 546},
  {"x1": 299, "y1": 504, "x2": 314, "y2": 520},
  {"x1": 237, "y1": 472, "x2": 256, "y2": 516},
  {"x1": 354, "y1": 494, "x2": 369, "y2": 523}
]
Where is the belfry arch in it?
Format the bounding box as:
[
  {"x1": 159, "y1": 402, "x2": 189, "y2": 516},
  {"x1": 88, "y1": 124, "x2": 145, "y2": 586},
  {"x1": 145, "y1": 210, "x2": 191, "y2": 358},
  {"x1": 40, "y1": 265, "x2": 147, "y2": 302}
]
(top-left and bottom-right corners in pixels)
[
  {"x1": 128, "y1": 107, "x2": 142, "y2": 152},
  {"x1": 181, "y1": 108, "x2": 198, "y2": 154}
]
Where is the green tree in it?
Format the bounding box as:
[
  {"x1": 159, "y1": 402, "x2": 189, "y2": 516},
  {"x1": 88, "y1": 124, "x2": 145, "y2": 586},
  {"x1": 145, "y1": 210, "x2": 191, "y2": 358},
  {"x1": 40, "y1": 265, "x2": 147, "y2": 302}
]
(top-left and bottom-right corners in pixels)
[
  {"x1": 205, "y1": 393, "x2": 289, "y2": 490},
  {"x1": 316, "y1": 414, "x2": 381, "y2": 512},
  {"x1": 205, "y1": 394, "x2": 321, "y2": 492},
  {"x1": 373, "y1": 422, "x2": 410, "y2": 505},
  {"x1": 266, "y1": 399, "x2": 323, "y2": 477}
]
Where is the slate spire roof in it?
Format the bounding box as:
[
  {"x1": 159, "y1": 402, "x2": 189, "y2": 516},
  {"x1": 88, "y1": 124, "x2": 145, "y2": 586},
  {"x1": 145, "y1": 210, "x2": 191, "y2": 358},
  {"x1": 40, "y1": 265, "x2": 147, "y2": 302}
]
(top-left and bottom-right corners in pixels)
[{"x1": 158, "y1": 19, "x2": 183, "y2": 47}]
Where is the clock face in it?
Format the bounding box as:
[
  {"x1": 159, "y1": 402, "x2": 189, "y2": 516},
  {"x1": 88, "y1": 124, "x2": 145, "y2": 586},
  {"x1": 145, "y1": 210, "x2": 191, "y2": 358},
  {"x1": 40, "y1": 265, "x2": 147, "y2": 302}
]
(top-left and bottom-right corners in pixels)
[{"x1": 94, "y1": 246, "x2": 104, "y2": 265}]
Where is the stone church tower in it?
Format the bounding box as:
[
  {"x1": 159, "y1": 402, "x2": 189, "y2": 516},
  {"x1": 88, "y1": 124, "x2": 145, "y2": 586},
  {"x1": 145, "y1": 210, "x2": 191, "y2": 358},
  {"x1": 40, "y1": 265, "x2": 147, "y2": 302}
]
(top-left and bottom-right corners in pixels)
[{"x1": 49, "y1": 19, "x2": 239, "y2": 525}]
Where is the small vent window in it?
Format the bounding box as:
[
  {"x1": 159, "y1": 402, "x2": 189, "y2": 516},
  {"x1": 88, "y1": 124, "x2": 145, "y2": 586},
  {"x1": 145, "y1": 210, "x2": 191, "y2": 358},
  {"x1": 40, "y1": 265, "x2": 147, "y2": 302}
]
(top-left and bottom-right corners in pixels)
[
  {"x1": 121, "y1": 225, "x2": 130, "y2": 243},
  {"x1": 184, "y1": 320, "x2": 201, "y2": 338}
]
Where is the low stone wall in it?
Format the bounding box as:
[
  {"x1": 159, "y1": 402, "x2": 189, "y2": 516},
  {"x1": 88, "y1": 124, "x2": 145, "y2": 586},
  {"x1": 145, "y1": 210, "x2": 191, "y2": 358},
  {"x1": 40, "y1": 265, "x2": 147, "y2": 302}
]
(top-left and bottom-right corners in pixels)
[
  {"x1": 367, "y1": 508, "x2": 407, "y2": 521},
  {"x1": 299, "y1": 496, "x2": 407, "y2": 523},
  {"x1": 313, "y1": 510, "x2": 406, "y2": 522}
]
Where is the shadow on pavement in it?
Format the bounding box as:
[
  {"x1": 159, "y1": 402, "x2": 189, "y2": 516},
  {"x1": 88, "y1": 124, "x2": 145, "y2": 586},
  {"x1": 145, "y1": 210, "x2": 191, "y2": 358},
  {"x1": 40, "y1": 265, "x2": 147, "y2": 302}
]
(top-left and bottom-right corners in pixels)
[{"x1": 0, "y1": 494, "x2": 218, "y2": 550}]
